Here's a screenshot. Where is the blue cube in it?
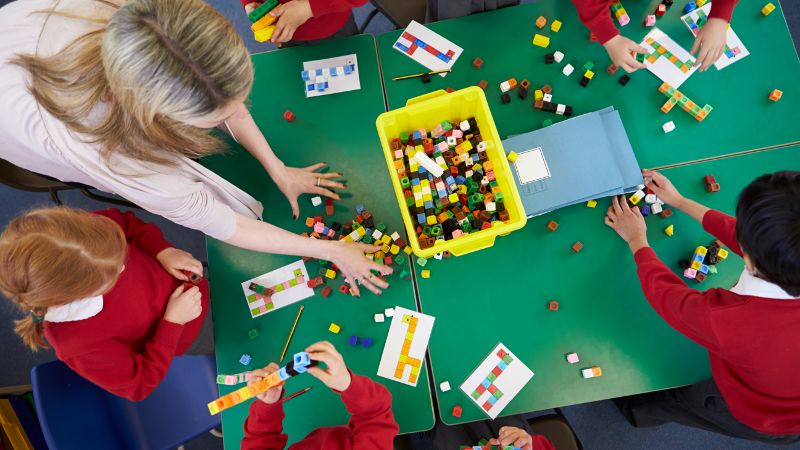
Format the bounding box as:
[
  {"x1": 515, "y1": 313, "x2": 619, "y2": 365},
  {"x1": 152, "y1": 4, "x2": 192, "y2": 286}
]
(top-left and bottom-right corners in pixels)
[
  {"x1": 239, "y1": 354, "x2": 252, "y2": 366},
  {"x1": 683, "y1": 2, "x2": 697, "y2": 13},
  {"x1": 699, "y1": 264, "x2": 709, "y2": 274},
  {"x1": 362, "y1": 337, "x2": 373, "y2": 348}
]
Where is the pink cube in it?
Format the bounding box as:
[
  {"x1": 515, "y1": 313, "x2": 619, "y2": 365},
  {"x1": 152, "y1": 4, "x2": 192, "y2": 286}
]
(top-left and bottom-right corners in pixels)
[
  {"x1": 619, "y1": 14, "x2": 630, "y2": 26},
  {"x1": 645, "y1": 15, "x2": 656, "y2": 26},
  {"x1": 314, "y1": 222, "x2": 325, "y2": 233},
  {"x1": 452, "y1": 230, "x2": 464, "y2": 238},
  {"x1": 566, "y1": 352, "x2": 580, "y2": 364},
  {"x1": 684, "y1": 268, "x2": 698, "y2": 279}
]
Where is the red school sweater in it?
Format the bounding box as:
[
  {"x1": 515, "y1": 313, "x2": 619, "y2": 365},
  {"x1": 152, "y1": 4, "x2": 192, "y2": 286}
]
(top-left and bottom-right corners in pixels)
[
  {"x1": 633, "y1": 209, "x2": 800, "y2": 434},
  {"x1": 241, "y1": 373, "x2": 399, "y2": 449},
  {"x1": 570, "y1": 0, "x2": 739, "y2": 44},
  {"x1": 44, "y1": 209, "x2": 209, "y2": 402},
  {"x1": 240, "y1": 0, "x2": 368, "y2": 41}
]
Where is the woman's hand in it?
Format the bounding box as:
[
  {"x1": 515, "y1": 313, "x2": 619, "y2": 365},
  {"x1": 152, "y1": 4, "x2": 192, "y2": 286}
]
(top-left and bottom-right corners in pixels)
[
  {"x1": 326, "y1": 241, "x2": 393, "y2": 297},
  {"x1": 269, "y1": 0, "x2": 314, "y2": 47},
  {"x1": 156, "y1": 248, "x2": 203, "y2": 281},
  {"x1": 306, "y1": 341, "x2": 351, "y2": 392},
  {"x1": 602, "y1": 35, "x2": 648, "y2": 73},
  {"x1": 488, "y1": 426, "x2": 533, "y2": 450},
  {"x1": 271, "y1": 162, "x2": 345, "y2": 220},
  {"x1": 248, "y1": 363, "x2": 284, "y2": 404},
  {"x1": 604, "y1": 196, "x2": 649, "y2": 253},
  {"x1": 690, "y1": 18, "x2": 728, "y2": 72}
]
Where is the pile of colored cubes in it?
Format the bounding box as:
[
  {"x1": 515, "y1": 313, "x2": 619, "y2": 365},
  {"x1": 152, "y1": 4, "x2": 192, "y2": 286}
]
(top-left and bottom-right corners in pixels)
[
  {"x1": 679, "y1": 241, "x2": 729, "y2": 283},
  {"x1": 388, "y1": 118, "x2": 509, "y2": 250}
]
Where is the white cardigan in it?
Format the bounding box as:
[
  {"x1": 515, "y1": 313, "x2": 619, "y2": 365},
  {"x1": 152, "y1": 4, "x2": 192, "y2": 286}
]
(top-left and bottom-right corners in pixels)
[{"x1": 0, "y1": 0, "x2": 263, "y2": 240}]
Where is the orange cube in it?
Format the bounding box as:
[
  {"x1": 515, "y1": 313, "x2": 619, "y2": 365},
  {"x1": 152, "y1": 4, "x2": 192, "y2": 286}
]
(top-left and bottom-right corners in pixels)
[
  {"x1": 535, "y1": 16, "x2": 547, "y2": 28},
  {"x1": 768, "y1": 89, "x2": 783, "y2": 102}
]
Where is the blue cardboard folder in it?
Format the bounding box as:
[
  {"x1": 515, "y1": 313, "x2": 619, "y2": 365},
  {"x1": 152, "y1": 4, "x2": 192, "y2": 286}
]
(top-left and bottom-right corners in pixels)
[{"x1": 502, "y1": 107, "x2": 643, "y2": 218}]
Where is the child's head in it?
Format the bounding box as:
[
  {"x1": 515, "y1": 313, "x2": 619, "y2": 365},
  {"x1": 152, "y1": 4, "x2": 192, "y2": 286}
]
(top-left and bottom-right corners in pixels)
[
  {"x1": 736, "y1": 171, "x2": 800, "y2": 297},
  {"x1": 0, "y1": 208, "x2": 127, "y2": 350}
]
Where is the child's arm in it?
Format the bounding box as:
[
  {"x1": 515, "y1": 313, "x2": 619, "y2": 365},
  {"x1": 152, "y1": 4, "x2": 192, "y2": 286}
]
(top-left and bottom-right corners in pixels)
[
  {"x1": 241, "y1": 364, "x2": 289, "y2": 450},
  {"x1": 643, "y1": 170, "x2": 742, "y2": 255},
  {"x1": 605, "y1": 196, "x2": 721, "y2": 351},
  {"x1": 570, "y1": 0, "x2": 619, "y2": 44},
  {"x1": 708, "y1": 0, "x2": 738, "y2": 23},
  {"x1": 305, "y1": 342, "x2": 398, "y2": 449},
  {"x1": 95, "y1": 209, "x2": 172, "y2": 259}
]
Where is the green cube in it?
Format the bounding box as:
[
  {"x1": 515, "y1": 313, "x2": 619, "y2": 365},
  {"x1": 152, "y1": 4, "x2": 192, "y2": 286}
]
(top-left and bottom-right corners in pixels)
[
  {"x1": 377, "y1": 222, "x2": 387, "y2": 231},
  {"x1": 690, "y1": 104, "x2": 701, "y2": 115},
  {"x1": 248, "y1": 328, "x2": 259, "y2": 339},
  {"x1": 216, "y1": 375, "x2": 226, "y2": 384},
  {"x1": 395, "y1": 255, "x2": 406, "y2": 265},
  {"x1": 399, "y1": 132, "x2": 410, "y2": 142},
  {"x1": 582, "y1": 61, "x2": 594, "y2": 72},
  {"x1": 542, "y1": 119, "x2": 553, "y2": 127},
  {"x1": 416, "y1": 257, "x2": 428, "y2": 267}
]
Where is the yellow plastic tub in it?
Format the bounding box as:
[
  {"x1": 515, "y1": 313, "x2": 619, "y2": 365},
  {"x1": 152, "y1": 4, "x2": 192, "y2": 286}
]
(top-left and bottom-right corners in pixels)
[{"x1": 375, "y1": 86, "x2": 527, "y2": 257}]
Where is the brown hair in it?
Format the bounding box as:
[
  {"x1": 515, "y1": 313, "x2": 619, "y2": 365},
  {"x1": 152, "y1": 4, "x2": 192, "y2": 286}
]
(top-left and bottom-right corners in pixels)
[
  {"x1": 0, "y1": 208, "x2": 127, "y2": 350},
  {"x1": 12, "y1": 0, "x2": 253, "y2": 167}
]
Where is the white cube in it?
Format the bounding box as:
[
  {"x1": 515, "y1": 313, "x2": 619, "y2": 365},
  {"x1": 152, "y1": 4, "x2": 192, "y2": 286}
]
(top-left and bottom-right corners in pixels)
[
  {"x1": 311, "y1": 196, "x2": 322, "y2": 207},
  {"x1": 439, "y1": 381, "x2": 451, "y2": 392},
  {"x1": 562, "y1": 64, "x2": 574, "y2": 76},
  {"x1": 384, "y1": 308, "x2": 395, "y2": 317},
  {"x1": 645, "y1": 194, "x2": 657, "y2": 204},
  {"x1": 651, "y1": 203, "x2": 663, "y2": 214},
  {"x1": 662, "y1": 121, "x2": 675, "y2": 133},
  {"x1": 566, "y1": 352, "x2": 580, "y2": 364},
  {"x1": 581, "y1": 368, "x2": 595, "y2": 378},
  {"x1": 553, "y1": 51, "x2": 564, "y2": 63},
  {"x1": 374, "y1": 313, "x2": 385, "y2": 323},
  {"x1": 500, "y1": 81, "x2": 511, "y2": 93},
  {"x1": 459, "y1": 120, "x2": 471, "y2": 131},
  {"x1": 556, "y1": 104, "x2": 566, "y2": 115},
  {"x1": 543, "y1": 93, "x2": 553, "y2": 102},
  {"x1": 434, "y1": 252, "x2": 443, "y2": 260}
]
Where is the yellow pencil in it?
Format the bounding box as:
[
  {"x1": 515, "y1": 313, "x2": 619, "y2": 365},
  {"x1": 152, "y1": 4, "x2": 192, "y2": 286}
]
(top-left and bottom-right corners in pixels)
[
  {"x1": 392, "y1": 69, "x2": 452, "y2": 81},
  {"x1": 280, "y1": 305, "x2": 304, "y2": 363}
]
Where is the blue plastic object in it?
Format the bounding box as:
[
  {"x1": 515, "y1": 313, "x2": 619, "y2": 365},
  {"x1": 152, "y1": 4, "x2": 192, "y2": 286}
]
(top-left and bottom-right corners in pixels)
[{"x1": 32, "y1": 356, "x2": 221, "y2": 450}]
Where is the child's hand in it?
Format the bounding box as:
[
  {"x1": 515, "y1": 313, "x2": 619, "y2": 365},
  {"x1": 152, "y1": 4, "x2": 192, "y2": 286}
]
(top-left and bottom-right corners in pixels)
[
  {"x1": 163, "y1": 284, "x2": 202, "y2": 325},
  {"x1": 326, "y1": 241, "x2": 393, "y2": 297},
  {"x1": 488, "y1": 426, "x2": 533, "y2": 450},
  {"x1": 306, "y1": 341, "x2": 352, "y2": 392},
  {"x1": 243, "y1": 1, "x2": 261, "y2": 14},
  {"x1": 643, "y1": 170, "x2": 684, "y2": 206},
  {"x1": 248, "y1": 363, "x2": 284, "y2": 404},
  {"x1": 271, "y1": 162, "x2": 345, "y2": 220},
  {"x1": 269, "y1": 0, "x2": 313, "y2": 47},
  {"x1": 602, "y1": 35, "x2": 648, "y2": 73},
  {"x1": 156, "y1": 247, "x2": 203, "y2": 282},
  {"x1": 604, "y1": 196, "x2": 649, "y2": 252},
  {"x1": 690, "y1": 18, "x2": 727, "y2": 72}
]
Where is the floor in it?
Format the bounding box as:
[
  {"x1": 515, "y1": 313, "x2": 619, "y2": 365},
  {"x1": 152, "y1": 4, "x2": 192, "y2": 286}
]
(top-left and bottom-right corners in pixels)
[{"x1": 0, "y1": 0, "x2": 798, "y2": 449}]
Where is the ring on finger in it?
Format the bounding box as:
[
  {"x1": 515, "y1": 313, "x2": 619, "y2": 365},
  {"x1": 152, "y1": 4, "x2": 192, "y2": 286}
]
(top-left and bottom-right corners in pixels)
[{"x1": 316, "y1": 177, "x2": 321, "y2": 187}]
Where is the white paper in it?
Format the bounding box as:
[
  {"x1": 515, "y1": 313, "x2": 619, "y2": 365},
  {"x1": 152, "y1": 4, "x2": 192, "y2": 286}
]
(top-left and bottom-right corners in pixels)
[
  {"x1": 393, "y1": 20, "x2": 463, "y2": 77},
  {"x1": 302, "y1": 54, "x2": 360, "y2": 98},
  {"x1": 514, "y1": 147, "x2": 551, "y2": 185},
  {"x1": 459, "y1": 343, "x2": 534, "y2": 419},
  {"x1": 640, "y1": 28, "x2": 697, "y2": 88},
  {"x1": 680, "y1": 4, "x2": 749, "y2": 70},
  {"x1": 377, "y1": 306, "x2": 435, "y2": 387},
  {"x1": 240, "y1": 260, "x2": 313, "y2": 318}
]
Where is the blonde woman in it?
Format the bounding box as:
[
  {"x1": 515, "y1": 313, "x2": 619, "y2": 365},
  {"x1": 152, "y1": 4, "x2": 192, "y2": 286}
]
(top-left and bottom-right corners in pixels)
[{"x1": 0, "y1": 0, "x2": 390, "y2": 296}]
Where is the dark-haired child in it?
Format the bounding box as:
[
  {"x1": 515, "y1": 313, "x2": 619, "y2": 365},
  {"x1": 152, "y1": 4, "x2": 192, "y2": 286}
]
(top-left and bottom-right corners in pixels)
[{"x1": 604, "y1": 169, "x2": 800, "y2": 443}]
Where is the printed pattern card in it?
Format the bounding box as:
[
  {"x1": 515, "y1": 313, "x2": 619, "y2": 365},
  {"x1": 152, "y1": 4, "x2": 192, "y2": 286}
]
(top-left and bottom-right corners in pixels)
[
  {"x1": 301, "y1": 54, "x2": 360, "y2": 97},
  {"x1": 393, "y1": 21, "x2": 463, "y2": 77},
  {"x1": 640, "y1": 28, "x2": 698, "y2": 88},
  {"x1": 240, "y1": 260, "x2": 313, "y2": 318},
  {"x1": 377, "y1": 306, "x2": 435, "y2": 386},
  {"x1": 460, "y1": 343, "x2": 534, "y2": 419},
  {"x1": 680, "y1": 4, "x2": 749, "y2": 70}
]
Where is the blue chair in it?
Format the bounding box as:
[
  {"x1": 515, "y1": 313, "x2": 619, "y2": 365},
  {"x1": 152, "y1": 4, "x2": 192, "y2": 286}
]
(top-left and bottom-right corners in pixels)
[{"x1": 31, "y1": 355, "x2": 222, "y2": 450}]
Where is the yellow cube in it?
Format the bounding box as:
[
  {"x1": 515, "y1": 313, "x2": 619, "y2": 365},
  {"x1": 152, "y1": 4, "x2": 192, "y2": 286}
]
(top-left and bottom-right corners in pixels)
[
  {"x1": 534, "y1": 89, "x2": 544, "y2": 101},
  {"x1": 532, "y1": 34, "x2": 550, "y2": 48},
  {"x1": 585, "y1": 70, "x2": 594, "y2": 80},
  {"x1": 694, "y1": 246, "x2": 708, "y2": 257},
  {"x1": 328, "y1": 323, "x2": 341, "y2": 334},
  {"x1": 761, "y1": 2, "x2": 775, "y2": 16},
  {"x1": 586, "y1": 200, "x2": 597, "y2": 208},
  {"x1": 551, "y1": 20, "x2": 562, "y2": 32},
  {"x1": 253, "y1": 25, "x2": 275, "y2": 43},
  {"x1": 691, "y1": 260, "x2": 702, "y2": 270},
  {"x1": 421, "y1": 270, "x2": 430, "y2": 278},
  {"x1": 717, "y1": 248, "x2": 729, "y2": 260},
  {"x1": 507, "y1": 151, "x2": 518, "y2": 163},
  {"x1": 325, "y1": 269, "x2": 336, "y2": 279}
]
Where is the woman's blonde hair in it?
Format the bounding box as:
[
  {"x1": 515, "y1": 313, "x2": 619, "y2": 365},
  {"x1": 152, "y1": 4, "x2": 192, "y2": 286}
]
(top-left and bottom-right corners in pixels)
[
  {"x1": 0, "y1": 208, "x2": 127, "y2": 351},
  {"x1": 13, "y1": 0, "x2": 253, "y2": 166}
]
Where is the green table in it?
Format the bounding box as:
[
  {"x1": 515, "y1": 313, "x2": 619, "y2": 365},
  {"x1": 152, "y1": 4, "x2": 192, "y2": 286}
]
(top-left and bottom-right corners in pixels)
[
  {"x1": 201, "y1": 35, "x2": 434, "y2": 448},
  {"x1": 377, "y1": 2, "x2": 800, "y2": 169},
  {"x1": 420, "y1": 145, "x2": 800, "y2": 424}
]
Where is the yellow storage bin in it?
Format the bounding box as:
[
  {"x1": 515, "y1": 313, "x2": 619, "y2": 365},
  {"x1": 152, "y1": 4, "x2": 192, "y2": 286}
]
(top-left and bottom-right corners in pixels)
[{"x1": 375, "y1": 87, "x2": 527, "y2": 257}]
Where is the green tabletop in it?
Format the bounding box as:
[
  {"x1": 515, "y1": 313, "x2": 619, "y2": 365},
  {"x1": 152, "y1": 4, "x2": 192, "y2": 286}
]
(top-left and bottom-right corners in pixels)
[
  {"x1": 376, "y1": 2, "x2": 800, "y2": 169},
  {"x1": 421, "y1": 145, "x2": 800, "y2": 425},
  {"x1": 201, "y1": 35, "x2": 434, "y2": 448}
]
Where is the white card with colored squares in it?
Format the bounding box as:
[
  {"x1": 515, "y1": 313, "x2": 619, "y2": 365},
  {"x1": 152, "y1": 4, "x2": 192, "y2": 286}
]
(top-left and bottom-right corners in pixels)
[
  {"x1": 377, "y1": 306, "x2": 435, "y2": 387},
  {"x1": 240, "y1": 260, "x2": 313, "y2": 318},
  {"x1": 460, "y1": 343, "x2": 534, "y2": 419},
  {"x1": 640, "y1": 28, "x2": 698, "y2": 88}
]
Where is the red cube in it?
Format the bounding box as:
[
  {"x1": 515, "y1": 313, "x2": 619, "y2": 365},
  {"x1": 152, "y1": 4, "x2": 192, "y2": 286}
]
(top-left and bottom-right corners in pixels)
[
  {"x1": 321, "y1": 286, "x2": 332, "y2": 298},
  {"x1": 451, "y1": 405, "x2": 462, "y2": 417},
  {"x1": 283, "y1": 110, "x2": 295, "y2": 122},
  {"x1": 704, "y1": 174, "x2": 717, "y2": 185},
  {"x1": 339, "y1": 284, "x2": 350, "y2": 295},
  {"x1": 548, "y1": 300, "x2": 559, "y2": 311},
  {"x1": 472, "y1": 57, "x2": 484, "y2": 69},
  {"x1": 571, "y1": 242, "x2": 584, "y2": 253}
]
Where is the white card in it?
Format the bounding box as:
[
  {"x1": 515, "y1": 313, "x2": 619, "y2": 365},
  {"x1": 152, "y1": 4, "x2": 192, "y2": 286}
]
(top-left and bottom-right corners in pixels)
[
  {"x1": 240, "y1": 260, "x2": 313, "y2": 318},
  {"x1": 393, "y1": 21, "x2": 463, "y2": 77},
  {"x1": 377, "y1": 306, "x2": 435, "y2": 387},
  {"x1": 460, "y1": 343, "x2": 534, "y2": 419},
  {"x1": 640, "y1": 28, "x2": 697, "y2": 88},
  {"x1": 514, "y1": 147, "x2": 551, "y2": 185},
  {"x1": 302, "y1": 54, "x2": 360, "y2": 98},
  {"x1": 680, "y1": 3, "x2": 749, "y2": 70}
]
